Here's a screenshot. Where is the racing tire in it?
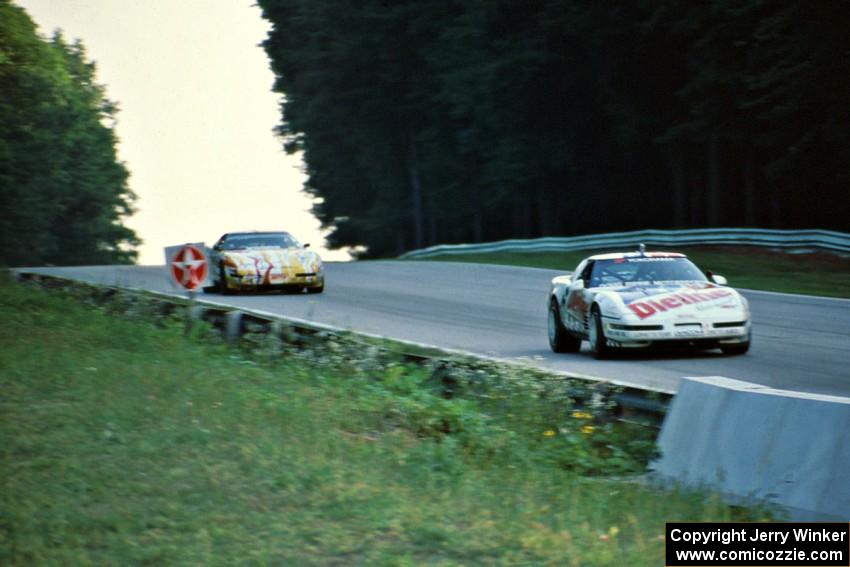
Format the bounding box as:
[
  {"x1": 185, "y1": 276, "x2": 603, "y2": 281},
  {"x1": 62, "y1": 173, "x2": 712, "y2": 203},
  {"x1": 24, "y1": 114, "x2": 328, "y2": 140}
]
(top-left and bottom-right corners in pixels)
[
  {"x1": 720, "y1": 336, "x2": 750, "y2": 356},
  {"x1": 548, "y1": 300, "x2": 581, "y2": 353},
  {"x1": 219, "y1": 265, "x2": 234, "y2": 295},
  {"x1": 306, "y1": 284, "x2": 324, "y2": 294},
  {"x1": 588, "y1": 307, "x2": 611, "y2": 359}
]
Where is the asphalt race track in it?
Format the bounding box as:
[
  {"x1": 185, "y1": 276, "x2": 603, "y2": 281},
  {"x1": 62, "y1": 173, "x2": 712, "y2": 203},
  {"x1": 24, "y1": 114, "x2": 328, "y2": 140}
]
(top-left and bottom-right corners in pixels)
[{"x1": 19, "y1": 261, "x2": 850, "y2": 397}]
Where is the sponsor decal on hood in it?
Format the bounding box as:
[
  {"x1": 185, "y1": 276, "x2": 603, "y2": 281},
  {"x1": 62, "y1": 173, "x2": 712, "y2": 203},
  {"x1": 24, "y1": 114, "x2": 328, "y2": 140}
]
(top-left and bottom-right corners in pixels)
[
  {"x1": 225, "y1": 248, "x2": 312, "y2": 266},
  {"x1": 617, "y1": 284, "x2": 734, "y2": 319}
]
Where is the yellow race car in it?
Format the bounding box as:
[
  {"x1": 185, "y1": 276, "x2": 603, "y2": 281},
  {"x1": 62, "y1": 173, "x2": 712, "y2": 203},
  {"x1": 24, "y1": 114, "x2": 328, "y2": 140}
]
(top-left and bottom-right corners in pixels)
[{"x1": 209, "y1": 231, "x2": 324, "y2": 294}]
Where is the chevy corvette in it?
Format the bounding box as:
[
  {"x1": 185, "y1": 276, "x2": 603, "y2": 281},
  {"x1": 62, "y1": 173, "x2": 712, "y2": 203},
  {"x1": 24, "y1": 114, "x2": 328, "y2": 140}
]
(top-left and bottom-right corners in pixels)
[
  {"x1": 208, "y1": 231, "x2": 324, "y2": 294},
  {"x1": 547, "y1": 246, "x2": 750, "y2": 357}
]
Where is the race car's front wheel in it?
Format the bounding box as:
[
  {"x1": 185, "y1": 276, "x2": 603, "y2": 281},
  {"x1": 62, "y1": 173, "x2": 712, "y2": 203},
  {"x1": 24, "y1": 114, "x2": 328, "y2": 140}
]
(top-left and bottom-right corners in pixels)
[
  {"x1": 721, "y1": 333, "x2": 751, "y2": 355},
  {"x1": 548, "y1": 300, "x2": 580, "y2": 353},
  {"x1": 219, "y1": 265, "x2": 234, "y2": 295},
  {"x1": 588, "y1": 307, "x2": 611, "y2": 359}
]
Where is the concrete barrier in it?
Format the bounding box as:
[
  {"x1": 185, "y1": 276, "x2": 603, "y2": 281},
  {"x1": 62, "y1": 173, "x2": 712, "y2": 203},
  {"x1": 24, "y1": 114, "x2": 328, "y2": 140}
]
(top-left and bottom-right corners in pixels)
[{"x1": 653, "y1": 376, "x2": 850, "y2": 520}]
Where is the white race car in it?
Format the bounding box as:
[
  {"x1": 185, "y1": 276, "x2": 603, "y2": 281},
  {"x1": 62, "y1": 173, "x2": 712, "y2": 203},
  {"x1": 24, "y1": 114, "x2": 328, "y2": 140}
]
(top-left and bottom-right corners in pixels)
[{"x1": 547, "y1": 246, "x2": 751, "y2": 358}]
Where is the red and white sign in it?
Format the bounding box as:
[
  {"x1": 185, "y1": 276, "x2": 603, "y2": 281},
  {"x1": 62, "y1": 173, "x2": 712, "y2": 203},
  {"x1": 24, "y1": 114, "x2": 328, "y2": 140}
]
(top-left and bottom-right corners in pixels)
[{"x1": 167, "y1": 244, "x2": 208, "y2": 291}]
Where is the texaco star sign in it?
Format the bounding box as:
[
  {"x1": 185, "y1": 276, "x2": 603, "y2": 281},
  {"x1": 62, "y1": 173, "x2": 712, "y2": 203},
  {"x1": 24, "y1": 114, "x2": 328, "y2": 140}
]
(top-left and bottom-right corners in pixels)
[{"x1": 169, "y1": 245, "x2": 208, "y2": 291}]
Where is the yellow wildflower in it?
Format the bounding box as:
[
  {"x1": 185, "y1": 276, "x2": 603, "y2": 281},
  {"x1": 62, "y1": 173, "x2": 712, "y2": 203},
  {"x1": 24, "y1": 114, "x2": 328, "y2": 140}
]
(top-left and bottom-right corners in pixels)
[
  {"x1": 543, "y1": 429, "x2": 556, "y2": 437},
  {"x1": 581, "y1": 424, "x2": 595, "y2": 435},
  {"x1": 571, "y1": 410, "x2": 593, "y2": 420}
]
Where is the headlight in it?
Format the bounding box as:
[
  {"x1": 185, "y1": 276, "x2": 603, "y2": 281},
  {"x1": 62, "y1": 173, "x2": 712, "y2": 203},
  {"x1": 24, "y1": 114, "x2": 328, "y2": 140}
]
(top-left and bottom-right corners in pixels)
[
  {"x1": 600, "y1": 308, "x2": 622, "y2": 319},
  {"x1": 597, "y1": 300, "x2": 622, "y2": 319}
]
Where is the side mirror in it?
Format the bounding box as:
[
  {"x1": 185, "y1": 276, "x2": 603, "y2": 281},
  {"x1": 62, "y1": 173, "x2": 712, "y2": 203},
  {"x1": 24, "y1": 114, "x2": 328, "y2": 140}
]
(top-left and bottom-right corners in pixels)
[{"x1": 711, "y1": 274, "x2": 728, "y2": 285}]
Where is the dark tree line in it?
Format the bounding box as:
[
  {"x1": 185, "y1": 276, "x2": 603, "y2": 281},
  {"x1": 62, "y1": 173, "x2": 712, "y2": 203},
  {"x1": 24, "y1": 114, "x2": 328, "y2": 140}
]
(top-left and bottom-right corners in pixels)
[
  {"x1": 0, "y1": 1, "x2": 138, "y2": 267},
  {"x1": 260, "y1": 0, "x2": 850, "y2": 257}
]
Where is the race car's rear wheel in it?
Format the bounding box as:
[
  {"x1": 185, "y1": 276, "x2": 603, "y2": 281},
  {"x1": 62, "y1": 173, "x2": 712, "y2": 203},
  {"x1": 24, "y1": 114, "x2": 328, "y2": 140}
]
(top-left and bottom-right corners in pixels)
[
  {"x1": 588, "y1": 307, "x2": 611, "y2": 359},
  {"x1": 548, "y1": 300, "x2": 580, "y2": 353},
  {"x1": 306, "y1": 284, "x2": 324, "y2": 294}
]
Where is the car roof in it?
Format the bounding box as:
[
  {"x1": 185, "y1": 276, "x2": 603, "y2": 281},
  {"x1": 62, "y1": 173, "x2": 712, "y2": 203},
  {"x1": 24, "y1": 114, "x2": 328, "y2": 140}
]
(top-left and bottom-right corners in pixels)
[
  {"x1": 587, "y1": 251, "x2": 686, "y2": 260},
  {"x1": 222, "y1": 231, "x2": 292, "y2": 238}
]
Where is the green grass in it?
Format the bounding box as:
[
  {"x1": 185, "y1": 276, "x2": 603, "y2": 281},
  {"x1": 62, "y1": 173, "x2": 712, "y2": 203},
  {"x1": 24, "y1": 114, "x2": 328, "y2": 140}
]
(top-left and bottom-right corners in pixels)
[
  {"x1": 0, "y1": 276, "x2": 769, "y2": 566},
  {"x1": 418, "y1": 246, "x2": 850, "y2": 298}
]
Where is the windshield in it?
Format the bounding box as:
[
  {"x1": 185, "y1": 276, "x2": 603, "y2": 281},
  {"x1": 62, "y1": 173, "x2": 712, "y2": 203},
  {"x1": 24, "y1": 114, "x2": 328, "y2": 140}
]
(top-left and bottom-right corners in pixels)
[
  {"x1": 221, "y1": 232, "x2": 299, "y2": 250},
  {"x1": 589, "y1": 257, "x2": 707, "y2": 287}
]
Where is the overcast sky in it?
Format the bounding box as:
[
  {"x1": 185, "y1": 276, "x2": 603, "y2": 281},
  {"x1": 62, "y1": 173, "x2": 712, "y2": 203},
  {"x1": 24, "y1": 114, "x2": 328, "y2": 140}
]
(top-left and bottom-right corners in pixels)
[{"x1": 17, "y1": 0, "x2": 349, "y2": 265}]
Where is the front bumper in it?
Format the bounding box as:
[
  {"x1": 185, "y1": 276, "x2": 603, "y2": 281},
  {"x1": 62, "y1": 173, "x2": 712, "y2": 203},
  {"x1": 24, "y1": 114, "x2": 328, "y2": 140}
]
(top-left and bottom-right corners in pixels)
[
  {"x1": 603, "y1": 318, "x2": 750, "y2": 348},
  {"x1": 224, "y1": 271, "x2": 324, "y2": 291}
]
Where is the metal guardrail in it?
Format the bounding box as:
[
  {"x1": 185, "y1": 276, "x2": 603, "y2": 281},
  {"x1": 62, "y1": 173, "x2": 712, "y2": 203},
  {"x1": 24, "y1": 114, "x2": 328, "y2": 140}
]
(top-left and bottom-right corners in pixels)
[{"x1": 399, "y1": 228, "x2": 850, "y2": 259}]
